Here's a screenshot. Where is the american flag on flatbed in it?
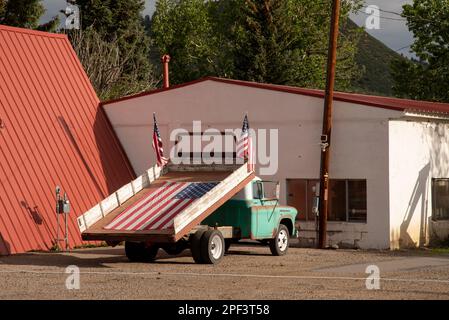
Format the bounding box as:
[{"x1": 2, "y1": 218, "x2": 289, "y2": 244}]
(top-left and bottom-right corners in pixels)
[{"x1": 104, "y1": 182, "x2": 218, "y2": 231}]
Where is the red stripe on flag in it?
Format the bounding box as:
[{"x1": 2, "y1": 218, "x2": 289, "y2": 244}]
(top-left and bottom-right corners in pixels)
[
  {"x1": 105, "y1": 182, "x2": 173, "y2": 229},
  {"x1": 141, "y1": 198, "x2": 185, "y2": 230},
  {"x1": 147, "y1": 199, "x2": 194, "y2": 230},
  {"x1": 106, "y1": 182, "x2": 185, "y2": 230},
  {"x1": 121, "y1": 183, "x2": 187, "y2": 230}
]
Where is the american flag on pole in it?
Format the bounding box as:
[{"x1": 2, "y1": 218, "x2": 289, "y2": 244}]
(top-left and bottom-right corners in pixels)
[
  {"x1": 104, "y1": 181, "x2": 218, "y2": 231},
  {"x1": 152, "y1": 113, "x2": 168, "y2": 167},
  {"x1": 236, "y1": 114, "x2": 254, "y2": 172}
]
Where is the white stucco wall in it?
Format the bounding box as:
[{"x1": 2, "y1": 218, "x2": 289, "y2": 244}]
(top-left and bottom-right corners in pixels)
[
  {"x1": 389, "y1": 119, "x2": 449, "y2": 248},
  {"x1": 104, "y1": 80, "x2": 402, "y2": 249}
]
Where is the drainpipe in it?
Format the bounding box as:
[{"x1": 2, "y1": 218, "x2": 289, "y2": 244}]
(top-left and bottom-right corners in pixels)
[{"x1": 161, "y1": 54, "x2": 171, "y2": 89}]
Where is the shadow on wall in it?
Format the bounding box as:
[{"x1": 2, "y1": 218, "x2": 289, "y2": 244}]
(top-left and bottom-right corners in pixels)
[
  {"x1": 428, "y1": 124, "x2": 449, "y2": 244},
  {"x1": 20, "y1": 200, "x2": 53, "y2": 251},
  {"x1": 0, "y1": 233, "x2": 11, "y2": 255},
  {"x1": 92, "y1": 107, "x2": 135, "y2": 194},
  {"x1": 400, "y1": 163, "x2": 430, "y2": 248},
  {"x1": 393, "y1": 122, "x2": 449, "y2": 249},
  {"x1": 57, "y1": 116, "x2": 106, "y2": 198},
  {"x1": 430, "y1": 124, "x2": 449, "y2": 175}
]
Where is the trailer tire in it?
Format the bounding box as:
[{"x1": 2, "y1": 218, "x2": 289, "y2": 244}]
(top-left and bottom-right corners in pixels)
[
  {"x1": 125, "y1": 241, "x2": 159, "y2": 262},
  {"x1": 269, "y1": 224, "x2": 289, "y2": 256},
  {"x1": 200, "y1": 230, "x2": 225, "y2": 264},
  {"x1": 190, "y1": 229, "x2": 206, "y2": 263}
]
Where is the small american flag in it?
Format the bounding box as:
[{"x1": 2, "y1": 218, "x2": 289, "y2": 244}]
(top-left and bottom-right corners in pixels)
[
  {"x1": 152, "y1": 113, "x2": 168, "y2": 167},
  {"x1": 104, "y1": 182, "x2": 218, "y2": 231},
  {"x1": 236, "y1": 114, "x2": 254, "y2": 171}
]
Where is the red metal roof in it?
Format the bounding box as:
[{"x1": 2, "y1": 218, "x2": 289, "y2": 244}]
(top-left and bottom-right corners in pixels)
[
  {"x1": 0, "y1": 25, "x2": 135, "y2": 255},
  {"x1": 103, "y1": 76, "x2": 449, "y2": 114}
]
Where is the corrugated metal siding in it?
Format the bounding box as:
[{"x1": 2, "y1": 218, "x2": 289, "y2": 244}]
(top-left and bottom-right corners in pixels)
[{"x1": 0, "y1": 25, "x2": 135, "y2": 255}]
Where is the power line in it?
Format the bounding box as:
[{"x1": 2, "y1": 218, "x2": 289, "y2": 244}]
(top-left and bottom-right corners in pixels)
[
  {"x1": 359, "y1": 5, "x2": 435, "y2": 23},
  {"x1": 394, "y1": 44, "x2": 413, "y2": 52},
  {"x1": 356, "y1": 9, "x2": 407, "y2": 22}
]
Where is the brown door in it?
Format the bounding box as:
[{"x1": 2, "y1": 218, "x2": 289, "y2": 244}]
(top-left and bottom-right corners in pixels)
[{"x1": 286, "y1": 179, "x2": 307, "y2": 220}]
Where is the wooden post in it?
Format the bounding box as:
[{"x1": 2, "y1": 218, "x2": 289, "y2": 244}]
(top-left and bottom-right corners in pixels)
[{"x1": 318, "y1": 0, "x2": 341, "y2": 249}]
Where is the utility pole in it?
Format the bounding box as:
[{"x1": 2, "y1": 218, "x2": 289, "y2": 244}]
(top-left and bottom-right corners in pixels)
[{"x1": 318, "y1": 0, "x2": 341, "y2": 249}]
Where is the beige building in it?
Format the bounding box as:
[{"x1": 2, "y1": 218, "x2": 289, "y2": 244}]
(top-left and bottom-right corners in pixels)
[{"x1": 102, "y1": 77, "x2": 449, "y2": 249}]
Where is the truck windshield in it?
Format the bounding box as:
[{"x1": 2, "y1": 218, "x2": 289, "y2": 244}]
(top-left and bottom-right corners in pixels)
[{"x1": 262, "y1": 181, "x2": 279, "y2": 199}]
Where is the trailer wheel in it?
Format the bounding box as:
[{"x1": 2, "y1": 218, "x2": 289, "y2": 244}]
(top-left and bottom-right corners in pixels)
[
  {"x1": 190, "y1": 229, "x2": 206, "y2": 263},
  {"x1": 200, "y1": 230, "x2": 225, "y2": 264},
  {"x1": 125, "y1": 241, "x2": 159, "y2": 262},
  {"x1": 269, "y1": 224, "x2": 289, "y2": 256}
]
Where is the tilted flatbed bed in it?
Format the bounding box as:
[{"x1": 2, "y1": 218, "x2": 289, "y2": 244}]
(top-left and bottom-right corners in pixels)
[
  {"x1": 78, "y1": 162, "x2": 254, "y2": 244},
  {"x1": 77, "y1": 161, "x2": 298, "y2": 264}
]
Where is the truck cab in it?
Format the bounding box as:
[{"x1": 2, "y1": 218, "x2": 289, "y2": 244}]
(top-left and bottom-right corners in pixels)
[{"x1": 203, "y1": 178, "x2": 298, "y2": 256}]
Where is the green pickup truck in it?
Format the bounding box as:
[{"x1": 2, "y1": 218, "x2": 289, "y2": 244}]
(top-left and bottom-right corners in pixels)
[{"x1": 199, "y1": 178, "x2": 299, "y2": 261}]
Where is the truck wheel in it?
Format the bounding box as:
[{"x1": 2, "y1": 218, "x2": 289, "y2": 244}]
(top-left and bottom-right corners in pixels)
[
  {"x1": 224, "y1": 239, "x2": 232, "y2": 253},
  {"x1": 269, "y1": 224, "x2": 289, "y2": 256},
  {"x1": 190, "y1": 229, "x2": 206, "y2": 263},
  {"x1": 200, "y1": 229, "x2": 225, "y2": 264},
  {"x1": 125, "y1": 241, "x2": 159, "y2": 262}
]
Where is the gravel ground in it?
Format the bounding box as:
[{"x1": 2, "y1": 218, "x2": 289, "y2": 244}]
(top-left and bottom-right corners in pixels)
[{"x1": 0, "y1": 242, "x2": 448, "y2": 300}]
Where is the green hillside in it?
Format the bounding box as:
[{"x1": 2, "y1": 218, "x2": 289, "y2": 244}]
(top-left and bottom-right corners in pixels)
[{"x1": 347, "y1": 20, "x2": 408, "y2": 96}]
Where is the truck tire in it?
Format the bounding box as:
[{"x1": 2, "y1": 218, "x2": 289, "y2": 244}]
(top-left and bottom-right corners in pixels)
[
  {"x1": 200, "y1": 229, "x2": 225, "y2": 264},
  {"x1": 190, "y1": 229, "x2": 206, "y2": 263},
  {"x1": 269, "y1": 224, "x2": 289, "y2": 256},
  {"x1": 125, "y1": 241, "x2": 159, "y2": 262}
]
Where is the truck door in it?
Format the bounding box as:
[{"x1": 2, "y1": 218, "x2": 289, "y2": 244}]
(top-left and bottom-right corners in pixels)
[
  {"x1": 255, "y1": 200, "x2": 277, "y2": 238},
  {"x1": 252, "y1": 181, "x2": 278, "y2": 239}
]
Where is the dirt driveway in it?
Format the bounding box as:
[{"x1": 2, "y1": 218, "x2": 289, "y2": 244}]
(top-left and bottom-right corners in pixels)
[{"x1": 0, "y1": 242, "x2": 448, "y2": 299}]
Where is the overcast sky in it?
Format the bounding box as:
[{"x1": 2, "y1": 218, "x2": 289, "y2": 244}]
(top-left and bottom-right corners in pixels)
[{"x1": 41, "y1": 0, "x2": 415, "y2": 58}]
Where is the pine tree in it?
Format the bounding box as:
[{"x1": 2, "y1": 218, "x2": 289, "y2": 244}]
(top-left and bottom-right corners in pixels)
[
  {"x1": 0, "y1": 1, "x2": 5, "y2": 18},
  {"x1": 152, "y1": 0, "x2": 362, "y2": 89},
  {"x1": 232, "y1": 0, "x2": 297, "y2": 84},
  {"x1": 391, "y1": 0, "x2": 449, "y2": 102},
  {"x1": 229, "y1": 0, "x2": 361, "y2": 89},
  {"x1": 151, "y1": 0, "x2": 220, "y2": 84},
  {"x1": 71, "y1": 0, "x2": 157, "y2": 99},
  {"x1": 0, "y1": 0, "x2": 58, "y2": 31}
]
